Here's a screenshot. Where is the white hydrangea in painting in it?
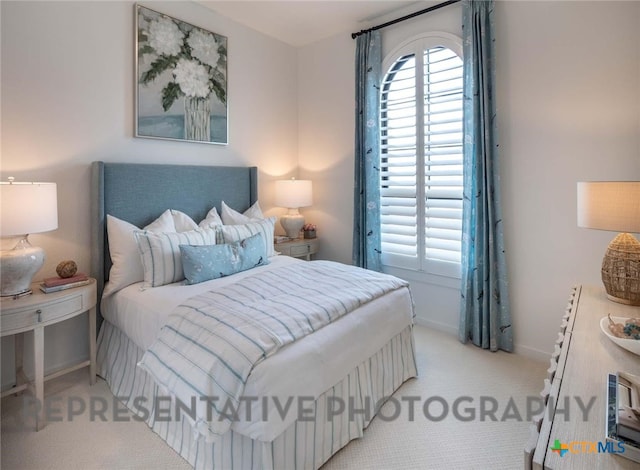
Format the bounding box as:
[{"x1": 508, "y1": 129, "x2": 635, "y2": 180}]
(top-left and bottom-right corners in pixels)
[
  {"x1": 137, "y1": 5, "x2": 227, "y2": 144},
  {"x1": 148, "y1": 17, "x2": 183, "y2": 56},
  {"x1": 187, "y1": 29, "x2": 220, "y2": 68},
  {"x1": 173, "y1": 58, "x2": 211, "y2": 98}
]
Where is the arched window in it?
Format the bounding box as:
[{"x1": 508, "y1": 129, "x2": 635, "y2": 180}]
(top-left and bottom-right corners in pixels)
[{"x1": 380, "y1": 34, "x2": 463, "y2": 278}]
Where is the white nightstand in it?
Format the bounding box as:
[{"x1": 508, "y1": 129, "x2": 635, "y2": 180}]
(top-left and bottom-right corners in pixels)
[
  {"x1": 274, "y1": 237, "x2": 319, "y2": 260},
  {"x1": 0, "y1": 278, "x2": 97, "y2": 430}
]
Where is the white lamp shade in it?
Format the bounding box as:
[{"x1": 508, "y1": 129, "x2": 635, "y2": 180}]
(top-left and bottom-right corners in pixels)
[
  {"x1": 0, "y1": 182, "x2": 58, "y2": 237},
  {"x1": 577, "y1": 182, "x2": 640, "y2": 233},
  {"x1": 274, "y1": 179, "x2": 312, "y2": 209}
]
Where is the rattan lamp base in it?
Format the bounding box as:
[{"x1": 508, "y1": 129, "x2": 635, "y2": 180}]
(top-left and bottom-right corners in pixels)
[{"x1": 601, "y1": 232, "x2": 640, "y2": 306}]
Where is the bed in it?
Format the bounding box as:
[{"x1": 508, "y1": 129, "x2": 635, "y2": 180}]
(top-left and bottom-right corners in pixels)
[{"x1": 91, "y1": 161, "x2": 417, "y2": 469}]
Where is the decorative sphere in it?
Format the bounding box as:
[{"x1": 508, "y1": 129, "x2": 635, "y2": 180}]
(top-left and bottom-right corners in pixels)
[{"x1": 56, "y1": 260, "x2": 78, "y2": 278}]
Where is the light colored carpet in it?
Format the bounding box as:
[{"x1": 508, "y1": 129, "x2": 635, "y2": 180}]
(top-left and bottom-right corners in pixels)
[{"x1": 1, "y1": 326, "x2": 545, "y2": 469}]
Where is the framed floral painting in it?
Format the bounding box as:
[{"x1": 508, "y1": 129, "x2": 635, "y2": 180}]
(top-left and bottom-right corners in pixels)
[{"x1": 136, "y1": 5, "x2": 228, "y2": 144}]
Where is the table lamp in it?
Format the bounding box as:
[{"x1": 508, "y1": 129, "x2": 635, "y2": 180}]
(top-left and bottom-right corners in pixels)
[
  {"x1": 577, "y1": 181, "x2": 640, "y2": 305},
  {"x1": 1, "y1": 178, "x2": 58, "y2": 297},
  {"x1": 274, "y1": 178, "x2": 312, "y2": 239}
]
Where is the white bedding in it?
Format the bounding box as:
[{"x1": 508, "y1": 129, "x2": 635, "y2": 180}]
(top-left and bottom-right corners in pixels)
[{"x1": 100, "y1": 256, "x2": 415, "y2": 441}]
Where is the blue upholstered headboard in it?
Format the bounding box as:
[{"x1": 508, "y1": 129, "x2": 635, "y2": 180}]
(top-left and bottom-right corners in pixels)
[{"x1": 90, "y1": 161, "x2": 258, "y2": 322}]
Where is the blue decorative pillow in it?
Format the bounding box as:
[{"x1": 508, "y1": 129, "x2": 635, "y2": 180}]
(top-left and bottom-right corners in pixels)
[{"x1": 180, "y1": 233, "x2": 269, "y2": 285}]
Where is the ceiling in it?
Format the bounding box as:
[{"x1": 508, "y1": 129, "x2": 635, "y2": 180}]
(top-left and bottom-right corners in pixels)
[{"x1": 198, "y1": 1, "x2": 427, "y2": 47}]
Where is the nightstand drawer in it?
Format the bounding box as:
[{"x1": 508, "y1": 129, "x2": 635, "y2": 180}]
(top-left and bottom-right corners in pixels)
[
  {"x1": 290, "y1": 244, "x2": 312, "y2": 256},
  {"x1": 274, "y1": 237, "x2": 319, "y2": 260},
  {"x1": 1, "y1": 293, "x2": 84, "y2": 334},
  {"x1": 276, "y1": 245, "x2": 291, "y2": 256}
]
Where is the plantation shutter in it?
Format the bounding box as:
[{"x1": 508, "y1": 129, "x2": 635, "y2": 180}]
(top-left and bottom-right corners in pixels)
[
  {"x1": 380, "y1": 54, "x2": 419, "y2": 267},
  {"x1": 381, "y1": 44, "x2": 463, "y2": 276},
  {"x1": 423, "y1": 47, "x2": 463, "y2": 265}
]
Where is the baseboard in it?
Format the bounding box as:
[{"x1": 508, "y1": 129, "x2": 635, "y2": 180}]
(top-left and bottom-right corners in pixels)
[
  {"x1": 414, "y1": 317, "x2": 457, "y2": 336},
  {"x1": 512, "y1": 343, "x2": 549, "y2": 363},
  {"x1": 5, "y1": 355, "x2": 90, "y2": 386},
  {"x1": 414, "y1": 317, "x2": 549, "y2": 363}
]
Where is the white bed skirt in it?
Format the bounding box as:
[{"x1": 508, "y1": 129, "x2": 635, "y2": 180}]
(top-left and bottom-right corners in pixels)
[{"x1": 97, "y1": 321, "x2": 417, "y2": 469}]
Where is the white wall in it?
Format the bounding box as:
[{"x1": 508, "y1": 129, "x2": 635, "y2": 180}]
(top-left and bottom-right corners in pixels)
[
  {"x1": 0, "y1": 0, "x2": 298, "y2": 384},
  {"x1": 298, "y1": 0, "x2": 640, "y2": 360},
  {"x1": 296, "y1": 33, "x2": 356, "y2": 264},
  {"x1": 497, "y1": 0, "x2": 640, "y2": 357}
]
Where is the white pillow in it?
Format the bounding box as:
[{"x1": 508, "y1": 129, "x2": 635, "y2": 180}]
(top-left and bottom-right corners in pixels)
[
  {"x1": 170, "y1": 207, "x2": 224, "y2": 242},
  {"x1": 197, "y1": 206, "x2": 223, "y2": 229},
  {"x1": 220, "y1": 217, "x2": 276, "y2": 257},
  {"x1": 221, "y1": 201, "x2": 264, "y2": 225},
  {"x1": 103, "y1": 211, "x2": 176, "y2": 296},
  {"x1": 197, "y1": 206, "x2": 224, "y2": 244},
  {"x1": 134, "y1": 228, "x2": 218, "y2": 288},
  {"x1": 171, "y1": 209, "x2": 199, "y2": 232}
]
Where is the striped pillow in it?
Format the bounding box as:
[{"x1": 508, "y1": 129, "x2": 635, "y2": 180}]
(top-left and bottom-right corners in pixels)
[
  {"x1": 134, "y1": 228, "x2": 218, "y2": 287},
  {"x1": 220, "y1": 217, "x2": 276, "y2": 257}
]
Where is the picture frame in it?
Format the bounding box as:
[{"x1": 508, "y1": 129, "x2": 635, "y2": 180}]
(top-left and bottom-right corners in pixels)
[{"x1": 135, "y1": 4, "x2": 228, "y2": 145}]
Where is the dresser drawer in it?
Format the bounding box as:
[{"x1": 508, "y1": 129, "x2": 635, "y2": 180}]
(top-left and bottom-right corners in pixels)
[{"x1": 1, "y1": 293, "x2": 84, "y2": 334}]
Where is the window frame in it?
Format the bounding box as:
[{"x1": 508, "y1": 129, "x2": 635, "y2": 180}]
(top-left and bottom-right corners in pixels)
[{"x1": 380, "y1": 32, "x2": 463, "y2": 279}]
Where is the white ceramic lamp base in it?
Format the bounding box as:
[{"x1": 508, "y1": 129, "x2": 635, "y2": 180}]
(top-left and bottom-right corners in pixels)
[
  {"x1": 280, "y1": 209, "x2": 304, "y2": 239},
  {"x1": 0, "y1": 236, "x2": 45, "y2": 297}
]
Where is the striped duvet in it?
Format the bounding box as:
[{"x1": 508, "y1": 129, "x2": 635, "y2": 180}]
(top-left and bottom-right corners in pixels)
[{"x1": 137, "y1": 260, "x2": 409, "y2": 441}]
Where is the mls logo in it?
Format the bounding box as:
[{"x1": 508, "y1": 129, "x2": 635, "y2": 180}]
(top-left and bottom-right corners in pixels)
[
  {"x1": 550, "y1": 440, "x2": 569, "y2": 457},
  {"x1": 550, "y1": 439, "x2": 625, "y2": 456}
]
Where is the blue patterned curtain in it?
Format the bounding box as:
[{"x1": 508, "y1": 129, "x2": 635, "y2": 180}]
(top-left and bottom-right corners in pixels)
[
  {"x1": 353, "y1": 31, "x2": 382, "y2": 271},
  {"x1": 459, "y1": 0, "x2": 512, "y2": 352}
]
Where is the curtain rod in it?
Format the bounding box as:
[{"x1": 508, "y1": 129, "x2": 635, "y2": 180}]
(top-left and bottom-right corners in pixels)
[{"x1": 351, "y1": 0, "x2": 461, "y2": 39}]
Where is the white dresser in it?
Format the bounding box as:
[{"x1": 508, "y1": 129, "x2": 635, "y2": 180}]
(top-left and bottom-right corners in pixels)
[{"x1": 526, "y1": 285, "x2": 640, "y2": 469}]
